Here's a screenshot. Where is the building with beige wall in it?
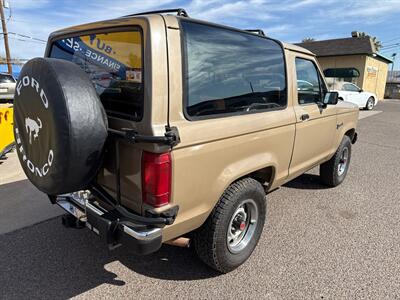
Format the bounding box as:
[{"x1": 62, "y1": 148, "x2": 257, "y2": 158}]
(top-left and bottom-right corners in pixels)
[{"x1": 297, "y1": 36, "x2": 392, "y2": 100}]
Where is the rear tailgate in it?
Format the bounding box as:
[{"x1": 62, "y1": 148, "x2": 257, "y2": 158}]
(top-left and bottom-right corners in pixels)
[{"x1": 46, "y1": 16, "x2": 169, "y2": 214}]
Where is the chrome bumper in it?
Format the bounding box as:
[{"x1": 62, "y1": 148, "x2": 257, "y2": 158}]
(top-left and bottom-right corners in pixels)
[{"x1": 56, "y1": 193, "x2": 162, "y2": 253}]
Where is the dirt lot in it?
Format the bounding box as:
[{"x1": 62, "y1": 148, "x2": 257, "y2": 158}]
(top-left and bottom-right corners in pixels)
[{"x1": 0, "y1": 101, "x2": 399, "y2": 299}]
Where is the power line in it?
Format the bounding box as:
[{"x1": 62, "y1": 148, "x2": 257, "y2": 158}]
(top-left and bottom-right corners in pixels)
[
  {"x1": 382, "y1": 48, "x2": 398, "y2": 52},
  {"x1": 382, "y1": 36, "x2": 400, "y2": 44},
  {"x1": 381, "y1": 50, "x2": 399, "y2": 54},
  {"x1": 0, "y1": 1, "x2": 47, "y2": 50},
  {"x1": 382, "y1": 42, "x2": 400, "y2": 48},
  {"x1": 8, "y1": 32, "x2": 46, "y2": 42},
  {"x1": 381, "y1": 45, "x2": 400, "y2": 51},
  {"x1": 8, "y1": 36, "x2": 46, "y2": 44},
  {"x1": 0, "y1": 32, "x2": 46, "y2": 43}
]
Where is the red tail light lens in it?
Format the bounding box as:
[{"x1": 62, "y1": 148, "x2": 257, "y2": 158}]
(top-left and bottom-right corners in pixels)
[{"x1": 142, "y1": 151, "x2": 171, "y2": 208}]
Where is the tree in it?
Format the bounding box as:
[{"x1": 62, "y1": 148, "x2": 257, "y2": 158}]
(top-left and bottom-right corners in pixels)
[
  {"x1": 352, "y1": 31, "x2": 382, "y2": 51},
  {"x1": 371, "y1": 36, "x2": 382, "y2": 51},
  {"x1": 302, "y1": 37, "x2": 315, "y2": 43}
]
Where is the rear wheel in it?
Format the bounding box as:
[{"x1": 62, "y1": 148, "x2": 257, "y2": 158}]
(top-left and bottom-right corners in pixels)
[
  {"x1": 193, "y1": 178, "x2": 266, "y2": 273},
  {"x1": 320, "y1": 136, "x2": 352, "y2": 187},
  {"x1": 365, "y1": 97, "x2": 374, "y2": 110}
]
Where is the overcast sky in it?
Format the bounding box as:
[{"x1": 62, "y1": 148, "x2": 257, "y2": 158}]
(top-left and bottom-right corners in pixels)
[{"x1": 3, "y1": 0, "x2": 400, "y2": 69}]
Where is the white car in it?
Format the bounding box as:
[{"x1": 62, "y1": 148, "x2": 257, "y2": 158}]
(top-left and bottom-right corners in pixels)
[
  {"x1": 333, "y1": 82, "x2": 377, "y2": 110},
  {"x1": 0, "y1": 73, "x2": 16, "y2": 102}
]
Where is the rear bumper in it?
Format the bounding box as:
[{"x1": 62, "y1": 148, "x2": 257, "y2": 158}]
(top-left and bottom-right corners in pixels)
[
  {"x1": 56, "y1": 194, "x2": 162, "y2": 255},
  {"x1": 0, "y1": 93, "x2": 14, "y2": 100}
]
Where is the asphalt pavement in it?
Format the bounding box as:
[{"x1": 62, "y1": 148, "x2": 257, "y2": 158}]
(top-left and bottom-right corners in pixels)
[
  {"x1": 1, "y1": 101, "x2": 400, "y2": 299},
  {"x1": 0, "y1": 151, "x2": 62, "y2": 235}
]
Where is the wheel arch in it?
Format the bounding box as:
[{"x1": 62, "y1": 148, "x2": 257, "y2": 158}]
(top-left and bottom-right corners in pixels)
[
  {"x1": 219, "y1": 154, "x2": 278, "y2": 196},
  {"x1": 238, "y1": 165, "x2": 276, "y2": 191},
  {"x1": 205, "y1": 159, "x2": 277, "y2": 223},
  {"x1": 344, "y1": 128, "x2": 356, "y2": 141}
]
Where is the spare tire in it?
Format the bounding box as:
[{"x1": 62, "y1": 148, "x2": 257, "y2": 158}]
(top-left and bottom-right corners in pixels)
[{"x1": 13, "y1": 58, "x2": 108, "y2": 195}]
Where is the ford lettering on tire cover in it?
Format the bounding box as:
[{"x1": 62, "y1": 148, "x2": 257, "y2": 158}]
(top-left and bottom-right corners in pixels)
[{"x1": 13, "y1": 58, "x2": 108, "y2": 195}]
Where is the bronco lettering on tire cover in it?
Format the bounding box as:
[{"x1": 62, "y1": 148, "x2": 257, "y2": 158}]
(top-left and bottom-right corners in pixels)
[{"x1": 13, "y1": 58, "x2": 108, "y2": 195}]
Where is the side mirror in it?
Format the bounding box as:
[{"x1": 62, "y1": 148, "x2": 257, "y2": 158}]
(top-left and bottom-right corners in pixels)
[
  {"x1": 359, "y1": 89, "x2": 363, "y2": 93},
  {"x1": 323, "y1": 91, "x2": 339, "y2": 106}
]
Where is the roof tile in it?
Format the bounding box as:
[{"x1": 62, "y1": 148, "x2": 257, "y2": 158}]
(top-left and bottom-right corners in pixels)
[{"x1": 296, "y1": 37, "x2": 375, "y2": 57}]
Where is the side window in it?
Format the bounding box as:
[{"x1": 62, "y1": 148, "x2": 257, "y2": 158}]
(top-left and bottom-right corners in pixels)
[
  {"x1": 343, "y1": 84, "x2": 351, "y2": 91},
  {"x1": 181, "y1": 21, "x2": 287, "y2": 119},
  {"x1": 295, "y1": 58, "x2": 323, "y2": 105},
  {"x1": 343, "y1": 83, "x2": 359, "y2": 92}
]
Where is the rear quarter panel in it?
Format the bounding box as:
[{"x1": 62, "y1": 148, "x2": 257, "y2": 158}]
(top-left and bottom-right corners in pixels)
[{"x1": 166, "y1": 114, "x2": 296, "y2": 241}]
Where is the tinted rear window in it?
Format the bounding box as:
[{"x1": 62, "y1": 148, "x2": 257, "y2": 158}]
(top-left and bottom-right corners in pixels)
[
  {"x1": 50, "y1": 29, "x2": 143, "y2": 121},
  {"x1": 181, "y1": 21, "x2": 287, "y2": 119},
  {"x1": 0, "y1": 74, "x2": 15, "y2": 83}
]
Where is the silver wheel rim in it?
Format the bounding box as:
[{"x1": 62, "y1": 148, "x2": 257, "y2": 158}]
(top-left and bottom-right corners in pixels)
[
  {"x1": 368, "y1": 99, "x2": 374, "y2": 110},
  {"x1": 227, "y1": 199, "x2": 259, "y2": 254},
  {"x1": 338, "y1": 147, "x2": 349, "y2": 176}
]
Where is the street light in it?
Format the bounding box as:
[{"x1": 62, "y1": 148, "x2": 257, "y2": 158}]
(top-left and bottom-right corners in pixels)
[{"x1": 391, "y1": 53, "x2": 397, "y2": 72}]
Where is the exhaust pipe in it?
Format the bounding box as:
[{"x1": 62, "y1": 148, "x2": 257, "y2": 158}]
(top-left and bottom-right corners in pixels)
[
  {"x1": 61, "y1": 213, "x2": 85, "y2": 229},
  {"x1": 165, "y1": 237, "x2": 190, "y2": 248}
]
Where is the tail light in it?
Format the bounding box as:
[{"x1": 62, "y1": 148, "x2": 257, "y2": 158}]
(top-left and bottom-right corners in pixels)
[{"x1": 142, "y1": 151, "x2": 171, "y2": 208}]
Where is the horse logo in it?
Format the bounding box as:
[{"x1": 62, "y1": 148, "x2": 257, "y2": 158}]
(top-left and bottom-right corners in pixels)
[{"x1": 25, "y1": 117, "x2": 42, "y2": 144}]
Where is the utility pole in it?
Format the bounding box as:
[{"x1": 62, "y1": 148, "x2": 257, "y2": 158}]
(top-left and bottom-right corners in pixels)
[{"x1": 0, "y1": 0, "x2": 11, "y2": 74}]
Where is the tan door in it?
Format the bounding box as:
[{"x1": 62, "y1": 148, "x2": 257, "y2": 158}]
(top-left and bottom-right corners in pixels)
[{"x1": 289, "y1": 56, "x2": 337, "y2": 177}]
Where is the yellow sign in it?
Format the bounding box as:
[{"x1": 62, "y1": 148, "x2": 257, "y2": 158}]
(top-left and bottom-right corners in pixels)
[
  {"x1": 80, "y1": 31, "x2": 142, "y2": 68},
  {"x1": 0, "y1": 105, "x2": 15, "y2": 157},
  {"x1": 57, "y1": 30, "x2": 142, "y2": 81}
]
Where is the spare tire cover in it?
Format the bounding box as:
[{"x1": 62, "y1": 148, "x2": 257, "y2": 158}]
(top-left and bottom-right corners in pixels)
[{"x1": 14, "y1": 58, "x2": 108, "y2": 195}]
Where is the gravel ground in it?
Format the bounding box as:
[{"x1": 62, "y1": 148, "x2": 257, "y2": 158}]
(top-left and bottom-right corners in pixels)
[{"x1": 0, "y1": 101, "x2": 399, "y2": 299}]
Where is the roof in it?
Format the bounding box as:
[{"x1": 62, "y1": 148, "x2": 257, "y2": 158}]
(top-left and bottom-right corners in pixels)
[
  {"x1": 296, "y1": 37, "x2": 376, "y2": 57},
  {"x1": 374, "y1": 52, "x2": 393, "y2": 63},
  {"x1": 50, "y1": 14, "x2": 315, "y2": 59}
]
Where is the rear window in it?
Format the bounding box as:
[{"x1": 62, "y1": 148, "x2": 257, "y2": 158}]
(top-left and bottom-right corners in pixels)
[
  {"x1": 0, "y1": 74, "x2": 15, "y2": 83},
  {"x1": 50, "y1": 28, "x2": 143, "y2": 121},
  {"x1": 181, "y1": 21, "x2": 287, "y2": 119}
]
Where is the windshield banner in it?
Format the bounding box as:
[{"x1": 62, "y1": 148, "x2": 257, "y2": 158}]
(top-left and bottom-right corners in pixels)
[{"x1": 53, "y1": 31, "x2": 141, "y2": 79}]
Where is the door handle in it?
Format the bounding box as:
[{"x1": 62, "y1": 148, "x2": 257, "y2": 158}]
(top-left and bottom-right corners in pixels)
[{"x1": 300, "y1": 113, "x2": 310, "y2": 121}]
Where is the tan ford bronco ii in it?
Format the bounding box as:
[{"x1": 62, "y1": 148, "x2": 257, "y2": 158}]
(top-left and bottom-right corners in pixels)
[{"x1": 13, "y1": 8, "x2": 358, "y2": 273}]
